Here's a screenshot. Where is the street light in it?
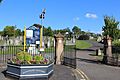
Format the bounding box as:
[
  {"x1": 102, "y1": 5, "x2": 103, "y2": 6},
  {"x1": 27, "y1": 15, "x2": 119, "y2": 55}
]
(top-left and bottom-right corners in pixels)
[{"x1": 39, "y1": 8, "x2": 46, "y2": 49}]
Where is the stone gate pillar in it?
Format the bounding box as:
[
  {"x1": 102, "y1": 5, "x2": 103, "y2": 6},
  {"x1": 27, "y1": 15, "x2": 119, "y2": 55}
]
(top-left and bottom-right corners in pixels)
[
  {"x1": 54, "y1": 33, "x2": 64, "y2": 64},
  {"x1": 103, "y1": 35, "x2": 112, "y2": 63}
]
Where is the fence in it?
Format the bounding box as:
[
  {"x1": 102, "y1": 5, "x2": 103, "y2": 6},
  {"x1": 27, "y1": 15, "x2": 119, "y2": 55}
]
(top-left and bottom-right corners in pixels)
[
  {"x1": 63, "y1": 45, "x2": 76, "y2": 69},
  {"x1": 103, "y1": 46, "x2": 120, "y2": 66},
  {"x1": 0, "y1": 46, "x2": 55, "y2": 66}
]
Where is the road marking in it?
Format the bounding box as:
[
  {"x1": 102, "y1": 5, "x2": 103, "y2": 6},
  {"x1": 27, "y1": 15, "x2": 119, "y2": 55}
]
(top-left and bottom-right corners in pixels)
[
  {"x1": 76, "y1": 68, "x2": 90, "y2": 80},
  {"x1": 80, "y1": 79, "x2": 86, "y2": 80},
  {"x1": 76, "y1": 69, "x2": 85, "y2": 79}
]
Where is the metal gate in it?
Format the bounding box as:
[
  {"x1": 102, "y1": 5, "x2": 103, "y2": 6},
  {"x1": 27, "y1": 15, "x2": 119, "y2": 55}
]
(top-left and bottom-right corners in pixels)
[{"x1": 63, "y1": 45, "x2": 76, "y2": 69}]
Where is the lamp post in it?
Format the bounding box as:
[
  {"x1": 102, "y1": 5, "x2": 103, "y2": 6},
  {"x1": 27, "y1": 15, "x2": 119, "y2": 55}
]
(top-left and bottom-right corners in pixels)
[{"x1": 39, "y1": 9, "x2": 46, "y2": 49}]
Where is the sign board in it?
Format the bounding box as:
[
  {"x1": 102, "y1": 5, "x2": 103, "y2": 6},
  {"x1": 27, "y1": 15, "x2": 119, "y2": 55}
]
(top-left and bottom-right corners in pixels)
[
  {"x1": 26, "y1": 30, "x2": 33, "y2": 38},
  {"x1": 26, "y1": 29, "x2": 40, "y2": 44}
]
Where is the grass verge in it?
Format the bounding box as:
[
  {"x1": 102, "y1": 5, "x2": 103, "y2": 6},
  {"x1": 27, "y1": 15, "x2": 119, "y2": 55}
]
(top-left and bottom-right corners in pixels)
[{"x1": 76, "y1": 40, "x2": 92, "y2": 49}]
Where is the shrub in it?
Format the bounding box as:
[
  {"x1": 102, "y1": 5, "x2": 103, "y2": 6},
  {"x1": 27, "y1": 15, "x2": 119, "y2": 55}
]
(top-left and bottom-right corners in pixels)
[
  {"x1": 78, "y1": 35, "x2": 89, "y2": 40},
  {"x1": 112, "y1": 40, "x2": 120, "y2": 47}
]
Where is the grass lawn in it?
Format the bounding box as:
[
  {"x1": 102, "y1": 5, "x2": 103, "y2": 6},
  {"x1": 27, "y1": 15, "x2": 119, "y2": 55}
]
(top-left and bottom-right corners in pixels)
[{"x1": 76, "y1": 40, "x2": 92, "y2": 49}]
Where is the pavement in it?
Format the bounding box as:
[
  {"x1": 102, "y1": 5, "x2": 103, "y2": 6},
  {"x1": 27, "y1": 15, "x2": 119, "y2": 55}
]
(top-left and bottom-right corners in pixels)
[
  {"x1": 76, "y1": 41, "x2": 120, "y2": 80},
  {"x1": 0, "y1": 65, "x2": 83, "y2": 80}
]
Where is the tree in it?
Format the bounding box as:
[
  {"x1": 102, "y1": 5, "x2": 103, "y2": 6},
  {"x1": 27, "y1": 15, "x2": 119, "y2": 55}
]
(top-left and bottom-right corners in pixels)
[
  {"x1": 72, "y1": 26, "x2": 81, "y2": 38},
  {"x1": 2, "y1": 26, "x2": 23, "y2": 37},
  {"x1": 43, "y1": 26, "x2": 53, "y2": 36},
  {"x1": 53, "y1": 27, "x2": 71, "y2": 36},
  {"x1": 102, "y1": 16, "x2": 120, "y2": 40},
  {"x1": 2, "y1": 26, "x2": 15, "y2": 37},
  {"x1": 15, "y1": 29, "x2": 22, "y2": 37},
  {"x1": 0, "y1": 0, "x2": 2, "y2": 3}
]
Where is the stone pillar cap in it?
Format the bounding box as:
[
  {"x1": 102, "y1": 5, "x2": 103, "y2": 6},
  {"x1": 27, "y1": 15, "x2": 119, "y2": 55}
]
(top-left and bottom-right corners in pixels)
[{"x1": 54, "y1": 32, "x2": 64, "y2": 38}]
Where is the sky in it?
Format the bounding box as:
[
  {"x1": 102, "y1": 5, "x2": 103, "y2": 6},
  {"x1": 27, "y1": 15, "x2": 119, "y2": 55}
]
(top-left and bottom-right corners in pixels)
[{"x1": 0, "y1": 0, "x2": 120, "y2": 33}]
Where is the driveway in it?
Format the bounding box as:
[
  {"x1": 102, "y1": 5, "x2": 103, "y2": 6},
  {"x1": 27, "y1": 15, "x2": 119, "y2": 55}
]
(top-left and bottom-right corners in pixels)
[{"x1": 77, "y1": 40, "x2": 120, "y2": 80}]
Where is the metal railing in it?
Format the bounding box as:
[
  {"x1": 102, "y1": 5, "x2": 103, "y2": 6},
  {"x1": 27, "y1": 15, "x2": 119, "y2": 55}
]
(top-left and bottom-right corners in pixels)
[{"x1": 0, "y1": 46, "x2": 55, "y2": 66}]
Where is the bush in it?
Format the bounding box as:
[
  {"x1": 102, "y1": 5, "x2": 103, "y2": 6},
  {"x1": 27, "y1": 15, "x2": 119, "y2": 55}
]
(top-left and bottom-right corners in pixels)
[
  {"x1": 78, "y1": 35, "x2": 89, "y2": 40},
  {"x1": 112, "y1": 40, "x2": 120, "y2": 47}
]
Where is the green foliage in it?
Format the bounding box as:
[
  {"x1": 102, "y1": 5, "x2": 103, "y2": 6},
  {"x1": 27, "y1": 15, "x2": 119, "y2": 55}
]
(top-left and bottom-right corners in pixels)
[
  {"x1": 0, "y1": 0, "x2": 2, "y2": 3},
  {"x1": 72, "y1": 26, "x2": 81, "y2": 35},
  {"x1": 78, "y1": 35, "x2": 89, "y2": 40},
  {"x1": 2, "y1": 26, "x2": 15, "y2": 37},
  {"x1": 102, "y1": 16, "x2": 120, "y2": 40},
  {"x1": 34, "y1": 55, "x2": 44, "y2": 61},
  {"x1": 11, "y1": 51, "x2": 50, "y2": 64},
  {"x1": 53, "y1": 27, "x2": 71, "y2": 35},
  {"x1": 0, "y1": 31, "x2": 2, "y2": 35},
  {"x1": 44, "y1": 26, "x2": 53, "y2": 36},
  {"x1": 16, "y1": 51, "x2": 32, "y2": 61},
  {"x1": 1, "y1": 26, "x2": 22, "y2": 37},
  {"x1": 15, "y1": 29, "x2": 22, "y2": 37},
  {"x1": 112, "y1": 40, "x2": 120, "y2": 47}
]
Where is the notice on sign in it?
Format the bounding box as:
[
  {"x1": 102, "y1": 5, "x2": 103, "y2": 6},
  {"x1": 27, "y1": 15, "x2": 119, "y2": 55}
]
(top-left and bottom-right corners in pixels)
[{"x1": 26, "y1": 30, "x2": 33, "y2": 38}]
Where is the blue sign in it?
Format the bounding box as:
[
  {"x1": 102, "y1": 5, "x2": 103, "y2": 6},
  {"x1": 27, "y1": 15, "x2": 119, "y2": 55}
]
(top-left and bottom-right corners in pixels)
[{"x1": 26, "y1": 27, "x2": 40, "y2": 45}]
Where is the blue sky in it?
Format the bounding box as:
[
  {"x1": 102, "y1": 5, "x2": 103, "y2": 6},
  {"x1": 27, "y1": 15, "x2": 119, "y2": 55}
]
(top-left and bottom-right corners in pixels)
[{"x1": 0, "y1": 0, "x2": 120, "y2": 33}]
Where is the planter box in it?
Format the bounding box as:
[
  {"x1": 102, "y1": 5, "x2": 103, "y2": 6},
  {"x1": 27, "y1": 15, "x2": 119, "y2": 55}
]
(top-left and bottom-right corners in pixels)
[{"x1": 6, "y1": 63, "x2": 54, "y2": 79}]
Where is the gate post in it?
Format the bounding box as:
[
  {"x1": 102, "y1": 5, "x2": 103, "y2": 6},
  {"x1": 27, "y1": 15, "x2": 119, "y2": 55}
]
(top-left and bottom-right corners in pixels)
[
  {"x1": 54, "y1": 33, "x2": 64, "y2": 64},
  {"x1": 103, "y1": 35, "x2": 112, "y2": 64}
]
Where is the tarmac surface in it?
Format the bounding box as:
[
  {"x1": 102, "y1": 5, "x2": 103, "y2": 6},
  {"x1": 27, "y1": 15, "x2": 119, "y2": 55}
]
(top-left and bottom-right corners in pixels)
[{"x1": 76, "y1": 41, "x2": 120, "y2": 80}]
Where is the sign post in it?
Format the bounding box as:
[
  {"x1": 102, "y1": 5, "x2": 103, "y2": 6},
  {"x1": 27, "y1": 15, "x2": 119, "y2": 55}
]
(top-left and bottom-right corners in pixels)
[{"x1": 24, "y1": 26, "x2": 26, "y2": 52}]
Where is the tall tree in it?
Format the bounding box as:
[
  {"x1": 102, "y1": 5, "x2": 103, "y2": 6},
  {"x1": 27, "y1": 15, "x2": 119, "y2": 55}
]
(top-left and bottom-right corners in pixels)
[
  {"x1": 15, "y1": 29, "x2": 22, "y2": 37},
  {"x1": 72, "y1": 26, "x2": 81, "y2": 38},
  {"x1": 44, "y1": 26, "x2": 53, "y2": 36},
  {"x1": 0, "y1": 0, "x2": 2, "y2": 3},
  {"x1": 102, "y1": 16, "x2": 120, "y2": 40},
  {"x1": 72, "y1": 26, "x2": 81, "y2": 34},
  {"x1": 2, "y1": 26, "x2": 15, "y2": 37}
]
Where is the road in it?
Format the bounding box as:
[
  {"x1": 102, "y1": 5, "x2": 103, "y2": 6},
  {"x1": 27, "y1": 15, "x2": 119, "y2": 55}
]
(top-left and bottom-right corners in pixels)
[{"x1": 77, "y1": 41, "x2": 120, "y2": 80}]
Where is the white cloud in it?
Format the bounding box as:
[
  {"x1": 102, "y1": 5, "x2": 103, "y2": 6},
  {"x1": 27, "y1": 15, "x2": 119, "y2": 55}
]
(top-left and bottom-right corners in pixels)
[
  {"x1": 85, "y1": 13, "x2": 97, "y2": 19},
  {"x1": 73, "y1": 17, "x2": 80, "y2": 21}
]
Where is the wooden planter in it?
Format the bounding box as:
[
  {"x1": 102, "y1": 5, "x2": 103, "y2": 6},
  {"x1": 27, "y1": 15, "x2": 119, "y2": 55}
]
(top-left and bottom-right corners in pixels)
[{"x1": 6, "y1": 63, "x2": 54, "y2": 79}]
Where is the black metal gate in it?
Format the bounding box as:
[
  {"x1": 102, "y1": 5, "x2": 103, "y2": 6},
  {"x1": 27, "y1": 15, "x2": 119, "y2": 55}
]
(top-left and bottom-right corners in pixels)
[{"x1": 63, "y1": 45, "x2": 76, "y2": 69}]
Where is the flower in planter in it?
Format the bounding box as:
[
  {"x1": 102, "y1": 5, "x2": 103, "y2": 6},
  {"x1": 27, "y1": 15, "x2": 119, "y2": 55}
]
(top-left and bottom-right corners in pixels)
[
  {"x1": 43, "y1": 58, "x2": 49, "y2": 64},
  {"x1": 8, "y1": 51, "x2": 50, "y2": 65},
  {"x1": 34, "y1": 55, "x2": 44, "y2": 64}
]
